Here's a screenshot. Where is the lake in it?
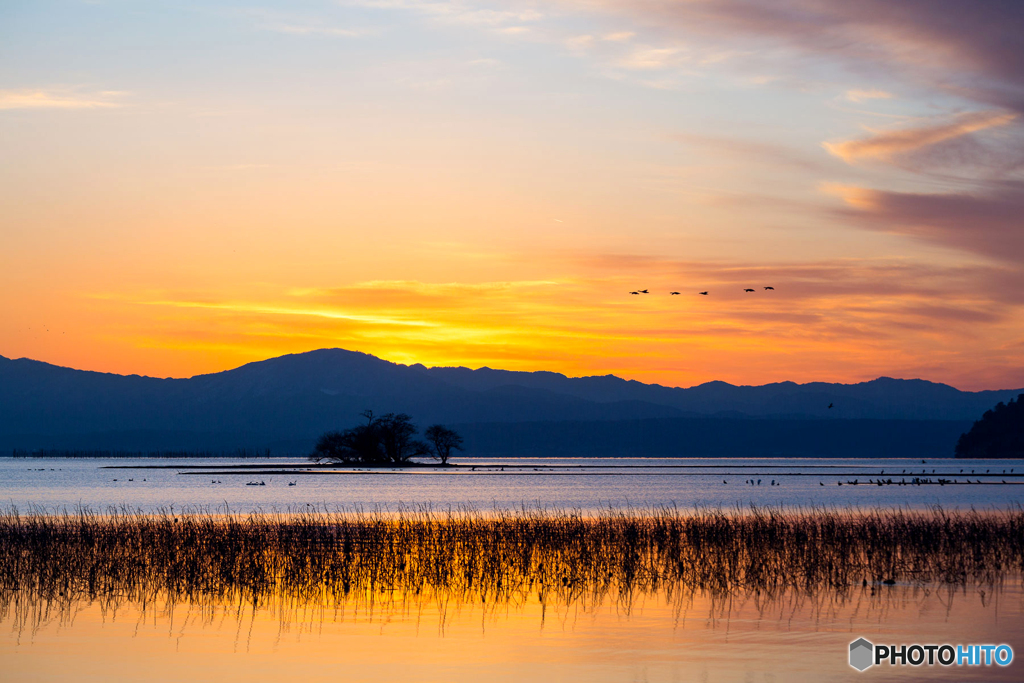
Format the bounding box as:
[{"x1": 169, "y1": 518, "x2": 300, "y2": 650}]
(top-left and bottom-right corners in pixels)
[
  {"x1": 2, "y1": 455, "x2": 1022, "y2": 682},
  {"x1": 3, "y1": 455, "x2": 1023, "y2": 514}
]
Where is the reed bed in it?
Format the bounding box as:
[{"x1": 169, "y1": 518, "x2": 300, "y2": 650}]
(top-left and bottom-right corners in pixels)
[{"x1": 1, "y1": 506, "x2": 1022, "y2": 629}]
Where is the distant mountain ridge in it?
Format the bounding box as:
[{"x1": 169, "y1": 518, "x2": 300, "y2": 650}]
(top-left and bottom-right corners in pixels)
[
  {"x1": 422, "y1": 366, "x2": 1013, "y2": 420},
  {"x1": 0, "y1": 348, "x2": 1018, "y2": 453}
]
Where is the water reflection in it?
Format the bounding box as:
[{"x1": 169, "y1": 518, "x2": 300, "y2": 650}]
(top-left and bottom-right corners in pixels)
[
  {"x1": 2, "y1": 507, "x2": 1023, "y2": 681},
  {"x1": 4, "y1": 580, "x2": 1021, "y2": 682}
]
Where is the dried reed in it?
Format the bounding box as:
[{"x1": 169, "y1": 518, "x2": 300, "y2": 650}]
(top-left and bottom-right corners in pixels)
[{"x1": 1, "y1": 506, "x2": 1021, "y2": 629}]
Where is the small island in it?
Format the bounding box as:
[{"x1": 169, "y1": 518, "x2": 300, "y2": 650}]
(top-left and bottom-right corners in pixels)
[
  {"x1": 956, "y1": 394, "x2": 1024, "y2": 459},
  {"x1": 311, "y1": 410, "x2": 463, "y2": 466}
]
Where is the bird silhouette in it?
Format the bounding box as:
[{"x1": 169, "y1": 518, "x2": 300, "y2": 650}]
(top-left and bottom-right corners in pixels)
[
  {"x1": 699, "y1": 291, "x2": 708, "y2": 295},
  {"x1": 744, "y1": 288, "x2": 755, "y2": 292},
  {"x1": 827, "y1": 403, "x2": 834, "y2": 409},
  {"x1": 639, "y1": 289, "x2": 649, "y2": 294},
  {"x1": 764, "y1": 286, "x2": 774, "y2": 290},
  {"x1": 670, "y1": 291, "x2": 680, "y2": 295},
  {"x1": 630, "y1": 291, "x2": 639, "y2": 295}
]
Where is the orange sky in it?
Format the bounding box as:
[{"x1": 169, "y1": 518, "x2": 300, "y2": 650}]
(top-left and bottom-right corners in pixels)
[{"x1": 2, "y1": 1, "x2": 1023, "y2": 390}]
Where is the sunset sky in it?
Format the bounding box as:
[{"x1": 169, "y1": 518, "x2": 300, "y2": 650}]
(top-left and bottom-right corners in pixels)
[{"x1": 2, "y1": 1, "x2": 1022, "y2": 389}]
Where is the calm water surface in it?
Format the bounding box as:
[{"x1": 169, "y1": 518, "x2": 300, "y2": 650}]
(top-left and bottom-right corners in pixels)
[
  {"x1": 3, "y1": 576, "x2": 1021, "y2": 682},
  {"x1": 3, "y1": 455, "x2": 1022, "y2": 682},
  {"x1": 3, "y1": 456, "x2": 1023, "y2": 513}
]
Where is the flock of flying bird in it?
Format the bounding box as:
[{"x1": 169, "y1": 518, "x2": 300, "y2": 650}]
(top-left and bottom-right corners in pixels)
[{"x1": 630, "y1": 286, "x2": 775, "y2": 295}]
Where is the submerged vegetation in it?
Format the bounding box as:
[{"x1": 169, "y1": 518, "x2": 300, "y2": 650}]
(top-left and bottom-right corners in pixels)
[{"x1": 1, "y1": 506, "x2": 1022, "y2": 632}]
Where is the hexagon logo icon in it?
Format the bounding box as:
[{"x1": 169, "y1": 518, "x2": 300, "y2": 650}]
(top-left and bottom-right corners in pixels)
[{"x1": 850, "y1": 638, "x2": 874, "y2": 671}]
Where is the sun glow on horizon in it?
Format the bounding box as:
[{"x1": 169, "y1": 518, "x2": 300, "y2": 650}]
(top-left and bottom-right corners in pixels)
[{"x1": 2, "y1": 1, "x2": 1023, "y2": 391}]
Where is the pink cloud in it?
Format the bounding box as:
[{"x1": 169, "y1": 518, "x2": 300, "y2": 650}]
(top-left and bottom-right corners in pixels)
[
  {"x1": 823, "y1": 111, "x2": 1017, "y2": 163},
  {"x1": 832, "y1": 183, "x2": 1024, "y2": 265}
]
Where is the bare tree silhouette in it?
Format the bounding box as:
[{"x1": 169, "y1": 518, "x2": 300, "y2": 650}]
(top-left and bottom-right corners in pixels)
[{"x1": 424, "y1": 424, "x2": 464, "y2": 465}]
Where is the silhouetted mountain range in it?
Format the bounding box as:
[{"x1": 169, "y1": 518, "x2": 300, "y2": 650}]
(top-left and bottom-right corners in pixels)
[
  {"x1": 0, "y1": 348, "x2": 1018, "y2": 455},
  {"x1": 423, "y1": 366, "x2": 1015, "y2": 420}
]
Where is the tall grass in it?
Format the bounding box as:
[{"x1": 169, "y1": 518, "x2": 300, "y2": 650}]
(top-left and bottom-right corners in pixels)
[{"x1": 1, "y1": 506, "x2": 1021, "y2": 630}]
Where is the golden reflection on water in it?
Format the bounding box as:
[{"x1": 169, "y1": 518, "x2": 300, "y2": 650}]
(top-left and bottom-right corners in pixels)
[{"x1": 3, "y1": 580, "x2": 1022, "y2": 682}]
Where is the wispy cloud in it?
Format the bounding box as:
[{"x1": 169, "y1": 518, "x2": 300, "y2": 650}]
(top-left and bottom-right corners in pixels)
[
  {"x1": 0, "y1": 89, "x2": 124, "y2": 110},
  {"x1": 136, "y1": 298, "x2": 437, "y2": 328},
  {"x1": 565, "y1": 34, "x2": 595, "y2": 51},
  {"x1": 823, "y1": 111, "x2": 1018, "y2": 163},
  {"x1": 845, "y1": 89, "x2": 892, "y2": 103},
  {"x1": 262, "y1": 23, "x2": 368, "y2": 37},
  {"x1": 670, "y1": 132, "x2": 834, "y2": 174},
  {"x1": 829, "y1": 182, "x2": 1024, "y2": 266},
  {"x1": 617, "y1": 46, "x2": 684, "y2": 70},
  {"x1": 238, "y1": 7, "x2": 374, "y2": 37},
  {"x1": 575, "y1": 0, "x2": 1024, "y2": 113},
  {"x1": 344, "y1": 1, "x2": 543, "y2": 28}
]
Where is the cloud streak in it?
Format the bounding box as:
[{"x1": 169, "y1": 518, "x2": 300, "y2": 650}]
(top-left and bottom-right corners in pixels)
[
  {"x1": 344, "y1": 1, "x2": 543, "y2": 28},
  {"x1": 261, "y1": 23, "x2": 367, "y2": 37},
  {"x1": 575, "y1": 0, "x2": 1024, "y2": 112},
  {"x1": 670, "y1": 132, "x2": 835, "y2": 174},
  {"x1": 832, "y1": 183, "x2": 1024, "y2": 265},
  {"x1": 845, "y1": 89, "x2": 892, "y2": 103},
  {"x1": 98, "y1": 257, "x2": 1024, "y2": 389},
  {"x1": 0, "y1": 90, "x2": 123, "y2": 110},
  {"x1": 824, "y1": 111, "x2": 1018, "y2": 163},
  {"x1": 135, "y1": 299, "x2": 437, "y2": 328}
]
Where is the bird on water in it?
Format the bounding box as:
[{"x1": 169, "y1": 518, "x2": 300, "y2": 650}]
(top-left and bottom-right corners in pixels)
[
  {"x1": 699, "y1": 291, "x2": 708, "y2": 295},
  {"x1": 744, "y1": 288, "x2": 755, "y2": 292}
]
